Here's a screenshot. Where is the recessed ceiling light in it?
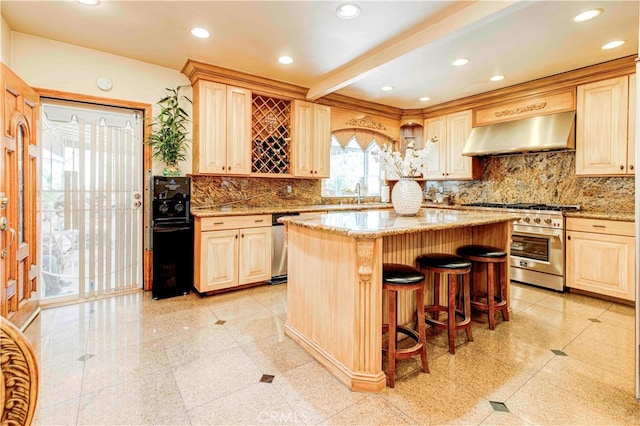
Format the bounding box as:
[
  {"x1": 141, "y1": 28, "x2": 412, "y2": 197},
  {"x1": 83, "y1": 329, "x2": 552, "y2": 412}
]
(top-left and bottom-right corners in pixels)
[
  {"x1": 419, "y1": 97, "x2": 431, "y2": 102},
  {"x1": 572, "y1": 8, "x2": 603, "y2": 23},
  {"x1": 452, "y1": 58, "x2": 470, "y2": 66},
  {"x1": 337, "y1": 4, "x2": 361, "y2": 19},
  {"x1": 191, "y1": 27, "x2": 210, "y2": 39},
  {"x1": 278, "y1": 56, "x2": 294, "y2": 65},
  {"x1": 601, "y1": 40, "x2": 625, "y2": 50},
  {"x1": 490, "y1": 75, "x2": 505, "y2": 82},
  {"x1": 380, "y1": 86, "x2": 393, "y2": 91},
  {"x1": 77, "y1": 0, "x2": 100, "y2": 5}
]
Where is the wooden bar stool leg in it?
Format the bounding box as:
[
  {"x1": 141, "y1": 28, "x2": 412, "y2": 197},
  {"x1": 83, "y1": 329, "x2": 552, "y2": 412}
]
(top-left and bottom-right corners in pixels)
[
  {"x1": 416, "y1": 287, "x2": 429, "y2": 373},
  {"x1": 463, "y1": 272, "x2": 473, "y2": 342},
  {"x1": 388, "y1": 289, "x2": 397, "y2": 387},
  {"x1": 487, "y1": 263, "x2": 496, "y2": 330},
  {"x1": 448, "y1": 273, "x2": 456, "y2": 355},
  {"x1": 433, "y1": 272, "x2": 440, "y2": 321},
  {"x1": 500, "y1": 261, "x2": 510, "y2": 321}
]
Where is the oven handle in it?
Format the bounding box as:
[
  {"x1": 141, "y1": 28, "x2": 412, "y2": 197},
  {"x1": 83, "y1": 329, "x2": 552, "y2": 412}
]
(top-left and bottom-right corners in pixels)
[{"x1": 513, "y1": 228, "x2": 563, "y2": 240}]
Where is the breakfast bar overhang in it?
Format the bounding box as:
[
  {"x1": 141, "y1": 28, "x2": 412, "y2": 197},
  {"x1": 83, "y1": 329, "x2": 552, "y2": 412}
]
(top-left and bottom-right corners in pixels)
[{"x1": 279, "y1": 208, "x2": 515, "y2": 393}]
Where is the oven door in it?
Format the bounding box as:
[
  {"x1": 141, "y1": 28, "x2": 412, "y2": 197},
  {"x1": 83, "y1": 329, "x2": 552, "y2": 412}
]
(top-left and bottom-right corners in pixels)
[{"x1": 510, "y1": 225, "x2": 564, "y2": 277}]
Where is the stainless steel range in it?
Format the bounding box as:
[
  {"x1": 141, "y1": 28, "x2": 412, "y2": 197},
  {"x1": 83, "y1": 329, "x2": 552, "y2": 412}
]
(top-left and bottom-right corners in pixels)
[{"x1": 462, "y1": 203, "x2": 580, "y2": 291}]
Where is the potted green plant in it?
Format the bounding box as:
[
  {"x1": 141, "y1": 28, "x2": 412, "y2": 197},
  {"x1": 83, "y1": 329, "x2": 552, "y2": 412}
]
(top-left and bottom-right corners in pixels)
[{"x1": 148, "y1": 85, "x2": 192, "y2": 176}]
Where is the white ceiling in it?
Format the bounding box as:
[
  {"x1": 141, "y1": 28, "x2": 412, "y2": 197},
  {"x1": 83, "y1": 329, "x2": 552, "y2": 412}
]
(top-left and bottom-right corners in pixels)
[{"x1": 1, "y1": 1, "x2": 638, "y2": 110}]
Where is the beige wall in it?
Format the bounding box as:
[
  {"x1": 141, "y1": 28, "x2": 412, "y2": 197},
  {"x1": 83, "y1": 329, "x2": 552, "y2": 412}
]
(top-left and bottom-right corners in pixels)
[
  {"x1": 1, "y1": 16, "x2": 11, "y2": 65},
  {"x1": 10, "y1": 32, "x2": 193, "y2": 175}
]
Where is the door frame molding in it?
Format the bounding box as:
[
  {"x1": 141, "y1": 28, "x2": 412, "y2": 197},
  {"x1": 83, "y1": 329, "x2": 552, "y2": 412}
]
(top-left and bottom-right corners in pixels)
[{"x1": 36, "y1": 88, "x2": 153, "y2": 291}]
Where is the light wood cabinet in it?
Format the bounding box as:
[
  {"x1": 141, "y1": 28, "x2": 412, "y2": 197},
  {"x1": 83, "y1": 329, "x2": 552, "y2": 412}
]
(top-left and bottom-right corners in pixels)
[
  {"x1": 566, "y1": 218, "x2": 635, "y2": 301},
  {"x1": 291, "y1": 100, "x2": 331, "y2": 178},
  {"x1": 194, "y1": 215, "x2": 271, "y2": 293},
  {"x1": 423, "y1": 110, "x2": 479, "y2": 180},
  {"x1": 474, "y1": 90, "x2": 575, "y2": 126},
  {"x1": 193, "y1": 80, "x2": 252, "y2": 175},
  {"x1": 399, "y1": 118, "x2": 423, "y2": 152},
  {"x1": 576, "y1": 74, "x2": 636, "y2": 176}
]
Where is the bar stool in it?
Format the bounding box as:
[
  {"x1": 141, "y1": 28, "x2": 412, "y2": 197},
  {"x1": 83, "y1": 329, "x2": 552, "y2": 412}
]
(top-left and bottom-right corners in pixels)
[
  {"x1": 416, "y1": 253, "x2": 472, "y2": 355},
  {"x1": 382, "y1": 263, "x2": 429, "y2": 387},
  {"x1": 457, "y1": 245, "x2": 509, "y2": 330}
]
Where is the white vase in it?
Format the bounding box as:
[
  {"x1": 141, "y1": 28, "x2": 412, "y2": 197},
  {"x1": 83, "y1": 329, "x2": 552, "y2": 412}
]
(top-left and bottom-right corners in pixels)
[{"x1": 391, "y1": 179, "x2": 423, "y2": 216}]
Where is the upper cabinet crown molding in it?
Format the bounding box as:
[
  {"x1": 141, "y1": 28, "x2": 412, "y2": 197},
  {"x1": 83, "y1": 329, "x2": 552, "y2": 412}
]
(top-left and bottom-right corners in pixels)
[
  {"x1": 422, "y1": 55, "x2": 637, "y2": 118},
  {"x1": 181, "y1": 59, "x2": 403, "y2": 120},
  {"x1": 182, "y1": 59, "x2": 308, "y2": 100},
  {"x1": 331, "y1": 107, "x2": 400, "y2": 142},
  {"x1": 474, "y1": 89, "x2": 576, "y2": 127}
]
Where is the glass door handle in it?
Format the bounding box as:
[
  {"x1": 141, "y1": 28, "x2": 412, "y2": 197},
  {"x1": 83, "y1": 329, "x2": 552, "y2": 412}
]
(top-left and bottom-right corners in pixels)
[{"x1": 0, "y1": 217, "x2": 15, "y2": 259}]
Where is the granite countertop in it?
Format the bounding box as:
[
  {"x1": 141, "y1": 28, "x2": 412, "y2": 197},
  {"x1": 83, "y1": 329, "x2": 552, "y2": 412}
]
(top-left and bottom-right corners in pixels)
[
  {"x1": 563, "y1": 211, "x2": 636, "y2": 222},
  {"x1": 190, "y1": 203, "x2": 392, "y2": 217},
  {"x1": 191, "y1": 202, "x2": 635, "y2": 222},
  {"x1": 278, "y1": 208, "x2": 517, "y2": 238},
  {"x1": 423, "y1": 203, "x2": 636, "y2": 222}
]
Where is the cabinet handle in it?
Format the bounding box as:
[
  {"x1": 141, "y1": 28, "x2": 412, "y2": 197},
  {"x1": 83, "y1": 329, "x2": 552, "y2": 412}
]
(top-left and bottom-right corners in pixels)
[
  {"x1": 229, "y1": 167, "x2": 231, "y2": 171},
  {"x1": 214, "y1": 222, "x2": 224, "y2": 225},
  {"x1": 620, "y1": 165, "x2": 624, "y2": 170},
  {"x1": 254, "y1": 219, "x2": 264, "y2": 223},
  {"x1": 592, "y1": 225, "x2": 606, "y2": 228},
  {"x1": 567, "y1": 235, "x2": 571, "y2": 240}
]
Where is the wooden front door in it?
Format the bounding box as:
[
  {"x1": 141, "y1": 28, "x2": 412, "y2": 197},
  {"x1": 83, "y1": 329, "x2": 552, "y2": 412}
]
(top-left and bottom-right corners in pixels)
[{"x1": 0, "y1": 64, "x2": 39, "y2": 330}]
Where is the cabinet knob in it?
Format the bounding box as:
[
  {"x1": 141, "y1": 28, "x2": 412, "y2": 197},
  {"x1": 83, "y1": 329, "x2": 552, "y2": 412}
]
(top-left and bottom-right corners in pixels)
[
  {"x1": 630, "y1": 165, "x2": 634, "y2": 170},
  {"x1": 442, "y1": 173, "x2": 445, "y2": 176},
  {"x1": 222, "y1": 166, "x2": 226, "y2": 170},
  {"x1": 567, "y1": 235, "x2": 571, "y2": 240},
  {"x1": 241, "y1": 233, "x2": 244, "y2": 238},
  {"x1": 620, "y1": 165, "x2": 624, "y2": 170},
  {"x1": 235, "y1": 234, "x2": 238, "y2": 239}
]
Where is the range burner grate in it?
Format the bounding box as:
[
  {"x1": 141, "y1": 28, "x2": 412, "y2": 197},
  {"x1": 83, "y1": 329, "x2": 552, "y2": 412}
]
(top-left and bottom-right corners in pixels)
[{"x1": 462, "y1": 202, "x2": 580, "y2": 212}]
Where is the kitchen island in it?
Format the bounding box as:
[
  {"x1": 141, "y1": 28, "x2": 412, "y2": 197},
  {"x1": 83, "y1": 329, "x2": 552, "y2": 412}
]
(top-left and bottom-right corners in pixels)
[{"x1": 279, "y1": 208, "x2": 515, "y2": 393}]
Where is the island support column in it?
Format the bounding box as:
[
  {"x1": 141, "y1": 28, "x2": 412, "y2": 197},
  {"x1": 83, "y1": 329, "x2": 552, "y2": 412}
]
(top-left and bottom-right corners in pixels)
[{"x1": 284, "y1": 224, "x2": 387, "y2": 393}]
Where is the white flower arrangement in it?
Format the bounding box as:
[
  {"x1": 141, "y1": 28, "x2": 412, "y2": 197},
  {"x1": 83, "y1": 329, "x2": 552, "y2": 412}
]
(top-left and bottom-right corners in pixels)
[{"x1": 373, "y1": 137, "x2": 438, "y2": 179}]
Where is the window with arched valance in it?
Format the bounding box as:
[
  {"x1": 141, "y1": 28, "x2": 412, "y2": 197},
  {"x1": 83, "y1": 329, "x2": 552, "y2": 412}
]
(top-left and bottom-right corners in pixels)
[
  {"x1": 321, "y1": 130, "x2": 392, "y2": 198},
  {"x1": 331, "y1": 128, "x2": 395, "y2": 151}
]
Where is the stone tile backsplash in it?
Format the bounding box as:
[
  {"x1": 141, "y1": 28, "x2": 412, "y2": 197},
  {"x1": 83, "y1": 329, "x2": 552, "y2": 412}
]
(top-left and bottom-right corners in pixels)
[
  {"x1": 191, "y1": 151, "x2": 634, "y2": 213},
  {"x1": 191, "y1": 175, "x2": 321, "y2": 208},
  {"x1": 431, "y1": 151, "x2": 634, "y2": 213}
]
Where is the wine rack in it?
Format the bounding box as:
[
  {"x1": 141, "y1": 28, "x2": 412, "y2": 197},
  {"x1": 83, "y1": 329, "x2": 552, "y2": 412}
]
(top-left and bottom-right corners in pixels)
[{"x1": 251, "y1": 95, "x2": 291, "y2": 174}]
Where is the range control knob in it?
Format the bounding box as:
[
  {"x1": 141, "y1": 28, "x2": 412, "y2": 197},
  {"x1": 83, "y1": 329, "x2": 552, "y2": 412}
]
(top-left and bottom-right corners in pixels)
[
  {"x1": 533, "y1": 217, "x2": 541, "y2": 224},
  {"x1": 544, "y1": 218, "x2": 553, "y2": 225},
  {"x1": 158, "y1": 202, "x2": 169, "y2": 214},
  {"x1": 523, "y1": 217, "x2": 531, "y2": 223}
]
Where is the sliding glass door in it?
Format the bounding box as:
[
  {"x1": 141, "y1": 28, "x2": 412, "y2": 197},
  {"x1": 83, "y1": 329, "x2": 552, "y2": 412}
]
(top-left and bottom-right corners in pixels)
[{"x1": 40, "y1": 100, "x2": 144, "y2": 302}]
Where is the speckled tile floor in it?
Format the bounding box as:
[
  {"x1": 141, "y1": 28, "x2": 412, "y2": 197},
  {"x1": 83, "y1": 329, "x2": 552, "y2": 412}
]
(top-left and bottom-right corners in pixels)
[{"x1": 25, "y1": 282, "x2": 638, "y2": 425}]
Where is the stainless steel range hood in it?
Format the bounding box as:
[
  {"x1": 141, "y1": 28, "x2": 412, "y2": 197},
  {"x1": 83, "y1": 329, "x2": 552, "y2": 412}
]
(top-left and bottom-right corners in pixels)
[{"x1": 462, "y1": 111, "x2": 575, "y2": 156}]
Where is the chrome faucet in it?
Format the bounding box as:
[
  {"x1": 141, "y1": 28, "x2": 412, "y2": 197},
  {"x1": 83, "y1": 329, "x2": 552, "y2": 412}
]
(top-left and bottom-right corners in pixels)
[{"x1": 356, "y1": 183, "x2": 362, "y2": 204}]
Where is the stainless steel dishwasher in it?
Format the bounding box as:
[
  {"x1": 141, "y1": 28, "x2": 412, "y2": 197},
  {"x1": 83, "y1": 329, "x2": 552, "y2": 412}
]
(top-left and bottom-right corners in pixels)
[{"x1": 270, "y1": 212, "x2": 299, "y2": 284}]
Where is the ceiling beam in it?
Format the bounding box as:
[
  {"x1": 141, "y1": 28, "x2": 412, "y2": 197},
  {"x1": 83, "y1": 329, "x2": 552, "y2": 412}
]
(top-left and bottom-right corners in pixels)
[{"x1": 305, "y1": 0, "x2": 522, "y2": 101}]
